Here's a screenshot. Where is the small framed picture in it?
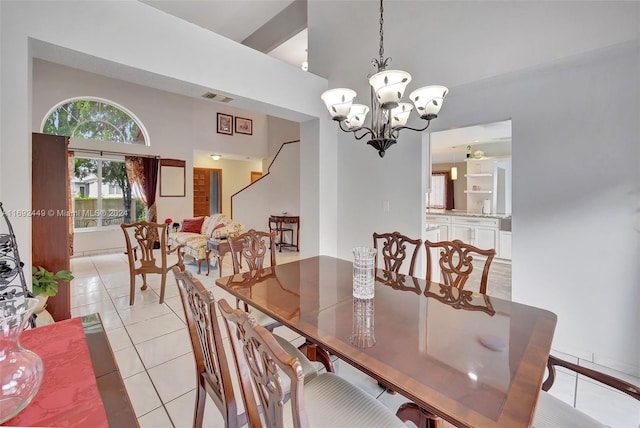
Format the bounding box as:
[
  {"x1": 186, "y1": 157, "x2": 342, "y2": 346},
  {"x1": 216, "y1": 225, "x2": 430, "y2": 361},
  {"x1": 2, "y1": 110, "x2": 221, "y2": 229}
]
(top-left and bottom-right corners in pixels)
[
  {"x1": 217, "y1": 113, "x2": 233, "y2": 135},
  {"x1": 235, "y1": 117, "x2": 253, "y2": 135}
]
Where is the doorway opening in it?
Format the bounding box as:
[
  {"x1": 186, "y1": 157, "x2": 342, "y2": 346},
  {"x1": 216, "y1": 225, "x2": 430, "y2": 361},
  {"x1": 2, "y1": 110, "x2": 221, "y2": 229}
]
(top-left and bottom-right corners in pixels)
[{"x1": 193, "y1": 168, "x2": 222, "y2": 217}]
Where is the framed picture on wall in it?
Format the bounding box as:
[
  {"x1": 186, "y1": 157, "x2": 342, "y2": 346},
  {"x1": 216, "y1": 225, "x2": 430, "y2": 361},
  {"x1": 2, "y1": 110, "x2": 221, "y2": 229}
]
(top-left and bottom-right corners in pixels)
[
  {"x1": 235, "y1": 116, "x2": 253, "y2": 135},
  {"x1": 217, "y1": 113, "x2": 233, "y2": 135}
]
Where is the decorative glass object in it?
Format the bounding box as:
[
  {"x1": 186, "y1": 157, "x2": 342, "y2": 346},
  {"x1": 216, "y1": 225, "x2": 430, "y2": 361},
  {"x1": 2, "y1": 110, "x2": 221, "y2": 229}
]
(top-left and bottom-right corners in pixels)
[
  {"x1": 352, "y1": 246, "x2": 377, "y2": 299},
  {"x1": 0, "y1": 297, "x2": 44, "y2": 424},
  {"x1": 350, "y1": 298, "x2": 376, "y2": 348}
]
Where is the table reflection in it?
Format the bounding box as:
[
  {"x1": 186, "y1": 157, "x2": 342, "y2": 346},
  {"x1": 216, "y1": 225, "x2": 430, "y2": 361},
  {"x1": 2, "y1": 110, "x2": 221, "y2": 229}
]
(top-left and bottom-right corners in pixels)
[
  {"x1": 424, "y1": 281, "x2": 495, "y2": 315},
  {"x1": 350, "y1": 298, "x2": 375, "y2": 348},
  {"x1": 376, "y1": 270, "x2": 422, "y2": 294}
]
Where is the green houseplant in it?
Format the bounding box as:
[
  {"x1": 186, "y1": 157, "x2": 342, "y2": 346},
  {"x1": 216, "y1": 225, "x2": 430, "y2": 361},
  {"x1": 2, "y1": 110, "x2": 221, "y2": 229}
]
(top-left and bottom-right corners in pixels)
[{"x1": 31, "y1": 266, "x2": 74, "y2": 297}]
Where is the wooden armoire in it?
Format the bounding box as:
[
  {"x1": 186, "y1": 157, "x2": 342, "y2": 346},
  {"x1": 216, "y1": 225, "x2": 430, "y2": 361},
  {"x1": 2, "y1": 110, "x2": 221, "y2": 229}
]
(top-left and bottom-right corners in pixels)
[{"x1": 32, "y1": 132, "x2": 72, "y2": 321}]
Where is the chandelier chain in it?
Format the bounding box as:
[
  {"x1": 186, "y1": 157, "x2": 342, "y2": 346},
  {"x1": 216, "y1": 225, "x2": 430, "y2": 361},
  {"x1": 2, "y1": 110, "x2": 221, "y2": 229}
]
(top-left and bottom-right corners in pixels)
[{"x1": 378, "y1": 0, "x2": 384, "y2": 66}]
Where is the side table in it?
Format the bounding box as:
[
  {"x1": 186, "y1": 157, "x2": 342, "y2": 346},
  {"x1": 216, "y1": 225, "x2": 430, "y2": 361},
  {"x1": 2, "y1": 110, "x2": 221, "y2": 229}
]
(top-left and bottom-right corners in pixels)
[
  {"x1": 268, "y1": 215, "x2": 299, "y2": 252},
  {"x1": 206, "y1": 238, "x2": 244, "y2": 277}
]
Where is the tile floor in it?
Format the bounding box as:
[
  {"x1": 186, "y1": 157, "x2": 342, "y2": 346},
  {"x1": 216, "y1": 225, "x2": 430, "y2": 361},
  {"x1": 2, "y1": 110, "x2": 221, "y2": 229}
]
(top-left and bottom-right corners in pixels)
[{"x1": 69, "y1": 251, "x2": 639, "y2": 428}]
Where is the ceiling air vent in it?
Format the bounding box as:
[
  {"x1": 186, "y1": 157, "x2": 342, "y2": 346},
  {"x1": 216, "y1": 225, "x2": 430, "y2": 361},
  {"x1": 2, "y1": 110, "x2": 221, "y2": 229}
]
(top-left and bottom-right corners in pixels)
[{"x1": 201, "y1": 92, "x2": 234, "y2": 103}]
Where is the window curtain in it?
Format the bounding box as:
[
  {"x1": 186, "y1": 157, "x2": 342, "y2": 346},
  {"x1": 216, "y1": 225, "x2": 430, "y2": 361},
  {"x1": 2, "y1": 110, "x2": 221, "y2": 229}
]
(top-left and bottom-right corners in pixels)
[
  {"x1": 444, "y1": 171, "x2": 455, "y2": 210},
  {"x1": 429, "y1": 171, "x2": 455, "y2": 210},
  {"x1": 125, "y1": 156, "x2": 159, "y2": 222}
]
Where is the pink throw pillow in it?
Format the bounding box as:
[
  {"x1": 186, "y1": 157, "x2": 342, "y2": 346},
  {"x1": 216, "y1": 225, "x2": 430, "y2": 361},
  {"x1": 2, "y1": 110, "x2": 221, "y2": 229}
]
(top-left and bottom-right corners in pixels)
[{"x1": 180, "y1": 217, "x2": 205, "y2": 233}]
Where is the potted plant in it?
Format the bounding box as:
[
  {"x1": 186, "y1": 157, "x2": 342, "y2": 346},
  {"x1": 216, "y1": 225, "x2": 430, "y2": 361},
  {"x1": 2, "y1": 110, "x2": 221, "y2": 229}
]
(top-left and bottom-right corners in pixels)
[
  {"x1": 31, "y1": 266, "x2": 74, "y2": 297},
  {"x1": 31, "y1": 266, "x2": 74, "y2": 325}
]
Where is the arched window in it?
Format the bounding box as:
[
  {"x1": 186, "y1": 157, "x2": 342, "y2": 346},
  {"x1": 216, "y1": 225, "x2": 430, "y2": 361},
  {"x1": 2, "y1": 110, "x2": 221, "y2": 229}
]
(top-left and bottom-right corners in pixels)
[
  {"x1": 41, "y1": 98, "x2": 149, "y2": 230},
  {"x1": 42, "y1": 98, "x2": 148, "y2": 144}
]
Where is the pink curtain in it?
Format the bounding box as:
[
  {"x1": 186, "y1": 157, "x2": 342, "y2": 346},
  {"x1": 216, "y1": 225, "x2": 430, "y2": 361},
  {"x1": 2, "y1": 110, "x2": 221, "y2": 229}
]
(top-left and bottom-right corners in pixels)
[{"x1": 125, "y1": 156, "x2": 159, "y2": 222}]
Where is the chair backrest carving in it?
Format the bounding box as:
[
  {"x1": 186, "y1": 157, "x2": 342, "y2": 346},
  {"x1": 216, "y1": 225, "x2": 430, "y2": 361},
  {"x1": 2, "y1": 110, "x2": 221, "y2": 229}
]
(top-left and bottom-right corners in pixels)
[
  {"x1": 229, "y1": 229, "x2": 276, "y2": 274},
  {"x1": 425, "y1": 239, "x2": 495, "y2": 294},
  {"x1": 373, "y1": 231, "x2": 422, "y2": 276},
  {"x1": 121, "y1": 221, "x2": 167, "y2": 272},
  {"x1": 172, "y1": 267, "x2": 245, "y2": 428},
  {"x1": 218, "y1": 298, "x2": 306, "y2": 428},
  {"x1": 121, "y1": 221, "x2": 169, "y2": 304}
]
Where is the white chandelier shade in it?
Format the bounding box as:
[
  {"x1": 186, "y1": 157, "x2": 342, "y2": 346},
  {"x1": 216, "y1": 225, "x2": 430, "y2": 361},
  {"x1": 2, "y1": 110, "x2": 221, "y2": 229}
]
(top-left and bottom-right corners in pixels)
[
  {"x1": 320, "y1": 88, "x2": 357, "y2": 121},
  {"x1": 409, "y1": 85, "x2": 448, "y2": 119},
  {"x1": 369, "y1": 70, "x2": 412, "y2": 109},
  {"x1": 345, "y1": 104, "x2": 370, "y2": 129},
  {"x1": 390, "y1": 102, "x2": 413, "y2": 128}
]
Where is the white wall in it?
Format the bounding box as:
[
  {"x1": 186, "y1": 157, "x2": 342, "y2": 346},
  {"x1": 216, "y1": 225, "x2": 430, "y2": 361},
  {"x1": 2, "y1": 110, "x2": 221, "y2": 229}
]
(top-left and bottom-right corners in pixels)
[
  {"x1": 1, "y1": 0, "x2": 335, "y2": 269},
  {"x1": 233, "y1": 142, "x2": 300, "y2": 232},
  {"x1": 33, "y1": 60, "x2": 265, "y2": 254},
  {"x1": 432, "y1": 43, "x2": 639, "y2": 374},
  {"x1": 309, "y1": 1, "x2": 640, "y2": 375},
  {"x1": 193, "y1": 153, "x2": 262, "y2": 219}
]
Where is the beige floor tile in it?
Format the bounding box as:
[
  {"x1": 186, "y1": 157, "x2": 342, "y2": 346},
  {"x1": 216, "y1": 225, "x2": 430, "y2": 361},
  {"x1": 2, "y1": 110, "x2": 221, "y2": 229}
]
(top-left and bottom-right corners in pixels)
[
  {"x1": 114, "y1": 346, "x2": 146, "y2": 379},
  {"x1": 104, "y1": 326, "x2": 133, "y2": 351},
  {"x1": 165, "y1": 390, "x2": 226, "y2": 428},
  {"x1": 137, "y1": 406, "x2": 173, "y2": 428},
  {"x1": 125, "y1": 311, "x2": 185, "y2": 344},
  {"x1": 147, "y1": 353, "x2": 197, "y2": 403},
  {"x1": 123, "y1": 371, "x2": 163, "y2": 417},
  {"x1": 136, "y1": 328, "x2": 192, "y2": 369}
]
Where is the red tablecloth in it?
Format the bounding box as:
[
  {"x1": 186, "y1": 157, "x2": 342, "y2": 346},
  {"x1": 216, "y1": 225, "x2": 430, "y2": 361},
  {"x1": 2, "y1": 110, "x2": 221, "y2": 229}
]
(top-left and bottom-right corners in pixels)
[{"x1": 3, "y1": 318, "x2": 109, "y2": 427}]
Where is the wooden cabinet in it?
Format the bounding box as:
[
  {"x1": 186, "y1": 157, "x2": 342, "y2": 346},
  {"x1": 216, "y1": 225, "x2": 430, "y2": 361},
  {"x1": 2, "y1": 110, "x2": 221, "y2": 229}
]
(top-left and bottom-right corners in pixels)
[{"x1": 32, "y1": 133, "x2": 72, "y2": 321}]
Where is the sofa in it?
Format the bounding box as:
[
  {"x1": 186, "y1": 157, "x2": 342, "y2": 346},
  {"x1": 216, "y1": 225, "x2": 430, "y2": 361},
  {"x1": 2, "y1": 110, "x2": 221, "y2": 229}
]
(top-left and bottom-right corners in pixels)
[{"x1": 167, "y1": 214, "x2": 243, "y2": 274}]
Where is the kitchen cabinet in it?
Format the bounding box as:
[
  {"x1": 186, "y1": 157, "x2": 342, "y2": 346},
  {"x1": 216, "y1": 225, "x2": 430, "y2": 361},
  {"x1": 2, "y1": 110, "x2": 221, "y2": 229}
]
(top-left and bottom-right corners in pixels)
[
  {"x1": 464, "y1": 157, "x2": 512, "y2": 215},
  {"x1": 426, "y1": 214, "x2": 450, "y2": 241},
  {"x1": 499, "y1": 231, "x2": 512, "y2": 260},
  {"x1": 450, "y1": 216, "x2": 499, "y2": 251}
]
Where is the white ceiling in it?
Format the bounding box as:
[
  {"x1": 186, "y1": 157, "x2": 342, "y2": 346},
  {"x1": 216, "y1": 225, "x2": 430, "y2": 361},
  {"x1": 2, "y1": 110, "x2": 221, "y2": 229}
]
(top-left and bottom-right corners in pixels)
[{"x1": 430, "y1": 120, "x2": 512, "y2": 164}]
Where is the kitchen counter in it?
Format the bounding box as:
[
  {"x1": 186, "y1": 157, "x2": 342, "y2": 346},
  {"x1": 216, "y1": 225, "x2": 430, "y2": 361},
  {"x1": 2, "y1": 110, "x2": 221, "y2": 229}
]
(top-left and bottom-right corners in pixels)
[
  {"x1": 426, "y1": 210, "x2": 511, "y2": 231},
  {"x1": 426, "y1": 209, "x2": 511, "y2": 220}
]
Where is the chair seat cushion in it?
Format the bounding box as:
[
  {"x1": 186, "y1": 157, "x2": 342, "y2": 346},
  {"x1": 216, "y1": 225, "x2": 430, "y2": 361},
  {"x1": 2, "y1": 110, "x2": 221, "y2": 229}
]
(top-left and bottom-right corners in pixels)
[
  {"x1": 283, "y1": 372, "x2": 405, "y2": 427},
  {"x1": 533, "y1": 391, "x2": 606, "y2": 428},
  {"x1": 274, "y1": 335, "x2": 318, "y2": 384}
]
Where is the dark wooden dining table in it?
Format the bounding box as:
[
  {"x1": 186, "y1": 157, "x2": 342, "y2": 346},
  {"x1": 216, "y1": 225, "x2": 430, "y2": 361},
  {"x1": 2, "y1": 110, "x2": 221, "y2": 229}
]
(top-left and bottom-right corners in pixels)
[{"x1": 215, "y1": 255, "x2": 557, "y2": 428}]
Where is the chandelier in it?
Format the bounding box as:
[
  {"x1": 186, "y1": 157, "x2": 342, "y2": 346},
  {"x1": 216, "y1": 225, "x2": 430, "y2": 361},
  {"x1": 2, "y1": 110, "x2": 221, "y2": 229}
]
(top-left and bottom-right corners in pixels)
[{"x1": 321, "y1": 0, "x2": 448, "y2": 158}]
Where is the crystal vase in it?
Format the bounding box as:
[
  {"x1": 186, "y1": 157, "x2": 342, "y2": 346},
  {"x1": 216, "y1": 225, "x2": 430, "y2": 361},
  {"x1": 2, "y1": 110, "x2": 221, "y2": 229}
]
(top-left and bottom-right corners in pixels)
[{"x1": 0, "y1": 297, "x2": 44, "y2": 423}]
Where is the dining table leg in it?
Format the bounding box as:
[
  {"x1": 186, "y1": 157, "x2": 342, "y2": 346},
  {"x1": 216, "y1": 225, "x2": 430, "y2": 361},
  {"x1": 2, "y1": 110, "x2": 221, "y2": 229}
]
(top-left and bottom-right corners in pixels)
[
  {"x1": 396, "y1": 403, "x2": 442, "y2": 428},
  {"x1": 298, "y1": 341, "x2": 334, "y2": 373}
]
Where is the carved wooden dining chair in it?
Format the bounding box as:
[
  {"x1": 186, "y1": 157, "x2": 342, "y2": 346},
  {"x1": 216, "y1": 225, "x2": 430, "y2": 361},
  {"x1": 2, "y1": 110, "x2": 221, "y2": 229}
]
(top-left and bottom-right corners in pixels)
[
  {"x1": 228, "y1": 229, "x2": 333, "y2": 372},
  {"x1": 228, "y1": 229, "x2": 279, "y2": 329},
  {"x1": 228, "y1": 229, "x2": 277, "y2": 274},
  {"x1": 425, "y1": 239, "x2": 496, "y2": 294},
  {"x1": 373, "y1": 231, "x2": 422, "y2": 276},
  {"x1": 218, "y1": 298, "x2": 406, "y2": 428},
  {"x1": 121, "y1": 221, "x2": 168, "y2": 305},
  {"x1": 534, "y1": 354, "x2": 640, "y2": 427},
  {"x1": 172, "y1": 267, "x2": 319, "y2": 428}
]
